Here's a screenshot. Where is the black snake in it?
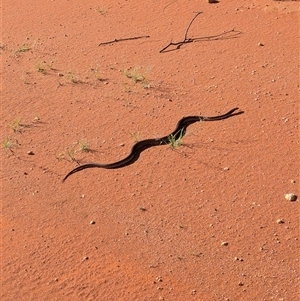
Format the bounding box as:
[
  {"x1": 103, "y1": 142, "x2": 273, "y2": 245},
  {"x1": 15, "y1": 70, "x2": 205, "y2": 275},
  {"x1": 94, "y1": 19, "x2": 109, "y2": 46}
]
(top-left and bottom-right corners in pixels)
[{"x1": 63, "y1": 108, "x2": 243, "y2": 182}]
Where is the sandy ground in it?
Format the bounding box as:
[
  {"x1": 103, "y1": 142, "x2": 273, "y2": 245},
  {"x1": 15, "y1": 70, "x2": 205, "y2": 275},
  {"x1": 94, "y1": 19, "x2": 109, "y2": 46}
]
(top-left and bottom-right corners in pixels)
[{"x1": 1, "y1": 0, "x2": 299, "y2": 300}]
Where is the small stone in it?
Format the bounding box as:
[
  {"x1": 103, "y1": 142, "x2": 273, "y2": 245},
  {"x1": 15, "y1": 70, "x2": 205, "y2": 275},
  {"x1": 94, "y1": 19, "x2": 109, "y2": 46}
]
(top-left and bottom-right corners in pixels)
[
  {"x1": 27, "y1": 150, "x2": 34, "y2": 155},
  {"x1": 223, "y1": 167, "x2": 230, "y2": 171},
  {"x1": 277, "y1": 219, "x2": 284, "y2": 224},
  {"x1": 285, "y1": 193, "x2": 297, "y2": 202},
  {"x1": 221, "y1": 241, "x2": 229, "y2": 246},
  {"x1": 90, "y1": 220, "x2": 96, "y2": 225},
  {"x1": 234, "y1": 257, "x2": 244, "y2": 261},
  {"x1": 258, "y1": 42, "x2": 264, "y2": 46}
]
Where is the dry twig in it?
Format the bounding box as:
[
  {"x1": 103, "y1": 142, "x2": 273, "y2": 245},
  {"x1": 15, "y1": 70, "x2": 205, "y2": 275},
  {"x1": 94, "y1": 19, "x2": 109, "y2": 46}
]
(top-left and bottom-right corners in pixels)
[
  {"x1": 160, "y1": 12, "x2": 241, "y2": 53},
  {"x1": 99, "y1": 35, "x2": 150, "y2": 46}
]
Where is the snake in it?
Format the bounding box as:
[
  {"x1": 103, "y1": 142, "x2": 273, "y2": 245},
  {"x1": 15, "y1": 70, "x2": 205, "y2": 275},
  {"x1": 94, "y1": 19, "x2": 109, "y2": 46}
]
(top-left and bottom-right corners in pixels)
[{"x1": 62, "y1": 108, "x2": 243, "y2": 182}]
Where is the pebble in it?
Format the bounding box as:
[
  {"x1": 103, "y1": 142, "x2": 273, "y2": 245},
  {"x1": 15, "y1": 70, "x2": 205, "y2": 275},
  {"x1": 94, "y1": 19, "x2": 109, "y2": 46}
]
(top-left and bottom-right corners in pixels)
[
  {"x1": 234, "y1": 257, "x2": 244, "y2": 262},
  {"x1": 276, "y1": 219, "x2": 285, "y2": 224},
  {"x1": 221, "y1": 241, "x2": 229, "y2": 246},
  {"x1": 285, "y1": 193, "x2": 297, "y2": 202},
  {"x1": 27, "y1": 150, "x2": 34, "y2": 155}
]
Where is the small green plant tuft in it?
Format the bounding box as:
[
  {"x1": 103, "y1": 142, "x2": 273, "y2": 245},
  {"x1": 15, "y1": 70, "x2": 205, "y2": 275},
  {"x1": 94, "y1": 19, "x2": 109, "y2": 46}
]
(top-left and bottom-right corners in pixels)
[
  {"x1": 123, "y1": 66, "x2": 151, "y2": 88},
  {"x1": 57, "y1": 139, "x2": 91, "y2": 163},
  {"x1": 130, "y1": 132, "x2": 141, "y2": 142},
  {"x1": 35, "y1": 62, "x2": 47, "y2": 74},
  {"x1": 57, "y1": 147, "x2": 79, "y2": 163},
  {"x1": 66, "y1": 148, "x2": 77, "y2": 162},
  {"x1": 79, "y1": 140, "x2": 90, "y2": 152},
  {"x1": 9, "y1": 119, "x2": 25, "y2": 133},
  {"x1": 2, "y1": 137, "x2": 17, "y2": 152},
  {"x1": 67, "y1": 71, "x2": 82, "y2": 84},
  {"x1": 15, "y1": 44, "x2": 31, "y2": 56},
  {"x1": 168, "y1": 128, "x2": 184, "y2": 149}
]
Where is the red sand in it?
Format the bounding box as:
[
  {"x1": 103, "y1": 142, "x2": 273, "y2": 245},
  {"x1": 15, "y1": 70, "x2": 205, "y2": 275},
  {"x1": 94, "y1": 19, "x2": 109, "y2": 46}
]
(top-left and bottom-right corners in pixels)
[{"x1": 2, "y1": 1, "x2": 299, "y2": 300}]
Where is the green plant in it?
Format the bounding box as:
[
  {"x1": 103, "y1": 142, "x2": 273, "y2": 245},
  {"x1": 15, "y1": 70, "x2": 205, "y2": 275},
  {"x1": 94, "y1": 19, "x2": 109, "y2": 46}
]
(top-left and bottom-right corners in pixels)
[
  {"x1": 35, "y1": 62, "x2": 47, "y2": 74},
  {"x1": 67, "y1": 148, "x2": 77, "y2": 162},
  {"x1": 57, "y1": 147, "x2": 79, "y2": 163},
  {"x1": 168, "y1": 128, "x2": 184, "y2": 149},
  {"x1": 123, "y1": 83, "x2": 132, "y2": 93},
  {"x1": 123, "y1": 66, "x2": 151, "y2": 88},
  {"x1": 67, "y1": 71, "x2": 82, "y2": 84},
  {"x1": 2, "y1": 137, "x2": 16, "y2": 152},
  {"x1": 57, "y1": 140, "x2": 91, "y2": 163},
  {"x1": 79, "y1": 140, "x2": 90, "y2": 152},
  {"x1": 130, "y1": 132, "x2": 141, "y2": 142},
  {"x1": 9, "y1": 118, "x2": 25, "y2": 133},
  {"x1": 15, "y1": 44, "x2": 31, "y2": 55},
  {"x1": 123, "y1": 67, "x2": 144, "y2": 83}
]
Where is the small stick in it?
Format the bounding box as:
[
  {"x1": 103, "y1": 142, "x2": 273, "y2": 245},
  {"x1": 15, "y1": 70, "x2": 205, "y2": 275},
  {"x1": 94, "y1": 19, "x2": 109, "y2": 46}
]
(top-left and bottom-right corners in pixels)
[
  {"x1": 160, "y1": 12, "x2": 202, "y2": 53},
  {"x1": 160, "y1": 12, "x2": 241, "y2": 53},
  {"x1": 183, "y1": 12, "x2": 202, "y2": 40},
  {"x1": 99, "y1": 35, "x2": 150, "y2": 46}
]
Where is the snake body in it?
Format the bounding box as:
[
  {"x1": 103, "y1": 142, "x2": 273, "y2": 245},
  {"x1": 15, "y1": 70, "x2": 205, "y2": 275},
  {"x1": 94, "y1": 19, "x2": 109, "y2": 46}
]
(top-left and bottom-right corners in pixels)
[{"x1": 62, "y1": 108, "x2": 243, "y2": 182}]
